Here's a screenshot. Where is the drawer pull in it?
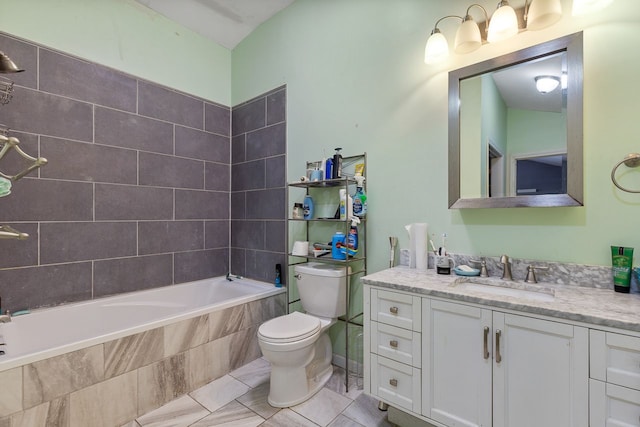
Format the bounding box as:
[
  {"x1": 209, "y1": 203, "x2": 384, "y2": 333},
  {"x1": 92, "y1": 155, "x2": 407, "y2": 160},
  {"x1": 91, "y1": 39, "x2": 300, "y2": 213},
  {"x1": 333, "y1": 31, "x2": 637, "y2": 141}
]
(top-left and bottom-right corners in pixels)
[
  {"x1": 389, "y1": 340, "x2": 398, "y2": 349},
  {"x1": 389, "y1": 378, "x2": 398, "y2": 387},
  {"x1": 495, "y1": 329, "x2": 502, "y2": 364},
  {"x1": 483, "y1": 326, "x2": 490, "y2": 360},
  {"x1": 389, "y1": 306, "x2": 399, "y2": 315}
]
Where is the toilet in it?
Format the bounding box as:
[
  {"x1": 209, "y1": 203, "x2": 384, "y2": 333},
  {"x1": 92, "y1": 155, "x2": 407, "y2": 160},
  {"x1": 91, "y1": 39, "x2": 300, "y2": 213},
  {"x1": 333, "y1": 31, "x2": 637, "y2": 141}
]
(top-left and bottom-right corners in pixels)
[{"x1": 258, "y1": 262, "x2": 349, "y2": 408}]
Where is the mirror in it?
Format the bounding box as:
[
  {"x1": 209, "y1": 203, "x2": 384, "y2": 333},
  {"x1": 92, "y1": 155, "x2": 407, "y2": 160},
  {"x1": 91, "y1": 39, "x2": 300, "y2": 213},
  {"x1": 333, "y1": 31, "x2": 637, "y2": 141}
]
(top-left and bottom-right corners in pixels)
[{"x1": 449, "y1": 32, "x2": 583, "y2": 208}]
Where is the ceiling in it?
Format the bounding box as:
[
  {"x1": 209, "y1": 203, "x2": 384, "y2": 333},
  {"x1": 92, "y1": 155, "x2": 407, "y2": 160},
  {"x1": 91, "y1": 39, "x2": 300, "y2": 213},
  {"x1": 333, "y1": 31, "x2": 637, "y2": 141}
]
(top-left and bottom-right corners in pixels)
[
  {"x1": 135, "y1": 0, "x2": 296, "y2": 49},
  {"x1": 492, "y1": 52, "x2": 566, "y2": 113}
]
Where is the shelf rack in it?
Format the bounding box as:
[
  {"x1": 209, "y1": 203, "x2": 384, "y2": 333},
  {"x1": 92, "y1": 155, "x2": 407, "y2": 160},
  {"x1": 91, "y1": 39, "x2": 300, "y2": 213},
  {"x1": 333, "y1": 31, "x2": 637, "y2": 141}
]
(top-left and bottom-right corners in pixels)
[{"x1": 286, "y1": 153, "x2": 366, "y2": 392}]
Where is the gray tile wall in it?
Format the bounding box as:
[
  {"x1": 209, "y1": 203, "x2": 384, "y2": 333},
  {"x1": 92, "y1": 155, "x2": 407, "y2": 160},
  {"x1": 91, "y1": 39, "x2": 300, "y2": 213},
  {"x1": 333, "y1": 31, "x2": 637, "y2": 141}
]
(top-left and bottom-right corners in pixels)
[
  {"x1": 0, "y1": 33, "x2": 232, "y2": 311},
  {"x1": 230, "y1": 87, "x2": 287, "y2": 285}
]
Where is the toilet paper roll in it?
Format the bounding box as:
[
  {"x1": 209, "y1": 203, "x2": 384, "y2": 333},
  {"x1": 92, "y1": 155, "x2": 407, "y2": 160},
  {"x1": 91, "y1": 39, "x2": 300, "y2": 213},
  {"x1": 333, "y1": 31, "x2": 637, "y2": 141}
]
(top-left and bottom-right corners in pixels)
[
  {"x1": 405, "y1": 223, "x2": 428, "y2": 270},
  {"x1": 414, "y1": 223, "x2": 428, "y2": 271}
]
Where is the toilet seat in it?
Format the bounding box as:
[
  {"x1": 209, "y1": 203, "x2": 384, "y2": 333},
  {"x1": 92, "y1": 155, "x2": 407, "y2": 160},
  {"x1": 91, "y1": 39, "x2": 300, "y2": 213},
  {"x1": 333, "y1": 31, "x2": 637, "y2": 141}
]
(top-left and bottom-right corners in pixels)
[{"x1": 258, "y1": 311, "x2": 321, "y2": 343}]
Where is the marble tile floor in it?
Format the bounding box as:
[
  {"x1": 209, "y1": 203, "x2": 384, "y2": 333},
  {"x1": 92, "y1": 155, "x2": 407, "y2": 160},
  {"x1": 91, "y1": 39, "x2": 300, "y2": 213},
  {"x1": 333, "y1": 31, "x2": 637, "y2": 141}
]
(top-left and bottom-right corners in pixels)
[{"x1": 125, "y1": 358, "x2": 394, "y2": 427}]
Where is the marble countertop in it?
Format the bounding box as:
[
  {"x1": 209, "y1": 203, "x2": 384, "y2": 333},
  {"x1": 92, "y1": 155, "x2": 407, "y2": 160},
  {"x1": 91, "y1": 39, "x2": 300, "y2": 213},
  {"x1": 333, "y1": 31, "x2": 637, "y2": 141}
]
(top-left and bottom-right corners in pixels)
[{"x1": 362, "y1": 266, "x2": 640, "y2": 333}]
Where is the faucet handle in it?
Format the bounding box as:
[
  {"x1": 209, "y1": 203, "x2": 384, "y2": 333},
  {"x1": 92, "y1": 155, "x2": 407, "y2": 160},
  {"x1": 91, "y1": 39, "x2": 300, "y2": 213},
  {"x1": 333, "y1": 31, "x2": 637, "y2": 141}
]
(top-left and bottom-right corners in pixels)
[
  {"x1": 524, "y1": 265, "x2": 549, "y2": 284},
  {"x1": 470, "y1": 258, "x2": 489, "y2": 278}
]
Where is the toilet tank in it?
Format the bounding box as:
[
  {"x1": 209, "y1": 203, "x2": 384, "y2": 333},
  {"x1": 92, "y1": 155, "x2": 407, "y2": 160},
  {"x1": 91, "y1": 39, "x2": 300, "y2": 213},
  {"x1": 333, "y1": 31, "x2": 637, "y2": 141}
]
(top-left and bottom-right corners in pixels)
[{"x1": 294, "y1": 262, "x2": 350, "y2": 318}]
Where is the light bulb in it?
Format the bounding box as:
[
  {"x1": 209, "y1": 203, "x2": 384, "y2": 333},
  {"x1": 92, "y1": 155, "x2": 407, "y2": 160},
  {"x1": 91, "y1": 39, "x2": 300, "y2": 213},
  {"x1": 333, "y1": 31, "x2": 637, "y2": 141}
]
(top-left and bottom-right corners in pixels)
[
  {"x1": 455, "y1": 17, "x2": 482, "y2": 54},
  {"x1": 487, "y1": 2, "x2": 519, "y2": 43},
  {"x1": 424, "y1": 30, "x2": 450, "y2": 64}
]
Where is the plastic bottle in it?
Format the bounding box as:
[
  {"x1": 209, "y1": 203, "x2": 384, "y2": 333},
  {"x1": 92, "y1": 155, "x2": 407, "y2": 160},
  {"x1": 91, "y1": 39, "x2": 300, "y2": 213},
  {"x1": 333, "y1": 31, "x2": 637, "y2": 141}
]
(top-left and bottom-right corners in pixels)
[
  {"x1": 339, "y1": 189, "x2": 353, "y2": 220},
  {"x1": 331, "y1": 232, "x2": 347, "y2": 260},
  {"x1": 325, "y1": 158, "x2": 333, "y2": 180},
  {"x1": 332, "y1": 147, "x2": 343, "y2": 179},
  {"x1": 275, "y1": 264, "x2": 282, "y2": 288},
  {"x1": 303, "y1": 195, "x2": 314, "y2": 220},
  {"x1": 341, "y1": 217, "x2": 360, "y2": 258},
  {"x1": 352, "y1": 173, "x2": 367, "y2": 218}
]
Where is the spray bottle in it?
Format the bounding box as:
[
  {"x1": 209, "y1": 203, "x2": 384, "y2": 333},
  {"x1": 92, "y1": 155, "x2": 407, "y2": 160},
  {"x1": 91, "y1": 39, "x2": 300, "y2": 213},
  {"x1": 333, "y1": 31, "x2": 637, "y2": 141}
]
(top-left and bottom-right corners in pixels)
[
  {"x1": 341, "y1": 217, "x2": 360, "y2": 258},
  {"x1": 352, "y1": 173, "x2": 367, "y2": 218}
]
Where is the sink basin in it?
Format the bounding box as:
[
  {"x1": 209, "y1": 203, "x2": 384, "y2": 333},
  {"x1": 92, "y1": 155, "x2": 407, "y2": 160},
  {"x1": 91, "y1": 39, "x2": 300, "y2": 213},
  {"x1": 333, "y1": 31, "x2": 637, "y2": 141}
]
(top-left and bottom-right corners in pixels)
[{"x1": 450, "y1": 277, "x2": 555, "y2": 302}]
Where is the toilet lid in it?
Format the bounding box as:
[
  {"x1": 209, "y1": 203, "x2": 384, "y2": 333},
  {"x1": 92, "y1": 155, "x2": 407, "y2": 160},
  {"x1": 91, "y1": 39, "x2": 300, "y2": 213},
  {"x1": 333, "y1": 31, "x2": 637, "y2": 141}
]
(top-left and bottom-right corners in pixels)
[{"x1": 258, "y1": 311, "x2": 321, "y2": 343}]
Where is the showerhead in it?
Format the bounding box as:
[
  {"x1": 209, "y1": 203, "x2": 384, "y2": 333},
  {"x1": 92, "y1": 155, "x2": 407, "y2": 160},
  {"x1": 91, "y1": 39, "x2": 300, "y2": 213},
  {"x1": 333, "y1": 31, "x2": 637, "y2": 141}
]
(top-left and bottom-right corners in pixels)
[{"x1": 0, "y1": 51, "x2": 24, "y2": 74}]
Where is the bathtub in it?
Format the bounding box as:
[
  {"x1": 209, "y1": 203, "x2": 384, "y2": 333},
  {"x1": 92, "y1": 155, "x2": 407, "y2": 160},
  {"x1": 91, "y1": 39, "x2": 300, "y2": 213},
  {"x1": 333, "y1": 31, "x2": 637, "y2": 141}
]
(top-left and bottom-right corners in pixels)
[{"x1": 0, "y1": 275, "x2": 284, "y2": 372}]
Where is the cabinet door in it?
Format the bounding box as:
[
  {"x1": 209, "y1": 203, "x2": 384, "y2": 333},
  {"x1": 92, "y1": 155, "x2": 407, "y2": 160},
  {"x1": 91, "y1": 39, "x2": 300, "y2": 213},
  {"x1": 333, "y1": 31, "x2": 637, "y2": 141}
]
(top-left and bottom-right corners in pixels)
[
  {"x1": 492, "y1": 313, "x2": 588, "y2": 427},
  {"x1": 422, "y1": 299, "x2": 492, "y2": 427}
]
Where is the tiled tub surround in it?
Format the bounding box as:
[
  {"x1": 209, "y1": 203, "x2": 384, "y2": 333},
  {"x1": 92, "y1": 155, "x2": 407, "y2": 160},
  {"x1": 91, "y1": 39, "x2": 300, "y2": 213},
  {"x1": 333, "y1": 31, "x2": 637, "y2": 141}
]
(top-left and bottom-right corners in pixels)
[
  {"x1": 0, "y1": 32, "x2": 232, "y2": 311},
  {"x1": 230, "y1": 87, "x2": 287, "y2": 284},
  {"x1": 0, "y1": 279, "x2": 285, "y2": 426},
  {"x1": 0, "y1": 34, "x2": 287, "y2": 312}
]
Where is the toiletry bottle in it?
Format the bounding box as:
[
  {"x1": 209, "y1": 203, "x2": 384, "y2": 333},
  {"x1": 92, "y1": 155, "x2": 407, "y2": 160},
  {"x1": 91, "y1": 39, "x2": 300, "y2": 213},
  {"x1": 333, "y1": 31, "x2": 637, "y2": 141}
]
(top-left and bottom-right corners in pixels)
[
  {"x1": 352, "y1": 173, "x2": 367, "y2": 218},
  {"x1": 292, "y1": 203, "x2": 304, "y2": 219},
  {"x1": 325, "y1": 158, "x2": 333, "y2": 180},
  {"x1": 332, "y1": 147, "x2": 343, "y2": 179},
  {"x1": 275, "y1": 264, "x2": 282, "y2": 288},
  {"x1": 341, "y1": 217, "x2": 360, "y2": 258},
  {"x1": 331, "y1": 232, "x2": 347, "y2": 260},
  {"x1": 339, "y1": 189, "x2": 353, "y2": 220},
  {"x1": 303, "y1": 195, "x2": 314, "y2": 220}
]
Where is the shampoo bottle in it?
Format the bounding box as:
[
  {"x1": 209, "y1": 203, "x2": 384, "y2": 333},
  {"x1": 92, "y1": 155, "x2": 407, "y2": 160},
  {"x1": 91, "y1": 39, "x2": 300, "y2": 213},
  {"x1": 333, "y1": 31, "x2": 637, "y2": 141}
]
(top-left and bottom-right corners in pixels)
[
  {"x1": 325, "y1": 158, "x2": 333, "y2": 180},
  {"x1": 352, "y1": 173, "x2": 367, "y2": 218},
  {"x1": 332, "y1": 147, "x2": 343, "y2": 179}
]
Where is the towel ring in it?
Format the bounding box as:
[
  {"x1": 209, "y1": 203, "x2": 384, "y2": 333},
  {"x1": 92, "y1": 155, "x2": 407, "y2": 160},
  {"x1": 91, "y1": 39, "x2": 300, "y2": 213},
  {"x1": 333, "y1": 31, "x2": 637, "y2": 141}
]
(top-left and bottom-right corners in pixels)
[{"x1": 611, "y1": 153, "x2": 640, "y2": 193}]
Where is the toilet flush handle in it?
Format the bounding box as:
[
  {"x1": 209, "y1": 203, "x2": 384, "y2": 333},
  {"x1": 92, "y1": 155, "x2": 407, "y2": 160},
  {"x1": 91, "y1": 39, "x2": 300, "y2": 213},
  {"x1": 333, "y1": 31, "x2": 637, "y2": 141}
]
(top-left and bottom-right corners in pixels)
[{"x1": 294, "y1": 273, "x2": 302, "y2": 280}]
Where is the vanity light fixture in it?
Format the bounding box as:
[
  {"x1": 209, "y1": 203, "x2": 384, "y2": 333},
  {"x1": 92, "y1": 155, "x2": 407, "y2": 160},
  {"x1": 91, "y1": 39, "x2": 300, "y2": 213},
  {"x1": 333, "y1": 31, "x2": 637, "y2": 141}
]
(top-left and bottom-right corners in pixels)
[
  {"x1": 424, "y1": 0, "x2": 564, "y2": 64},
  {"x1": 425, "y1": 15, "x2": 463, "y2": 64},
  {"x1": 454, "y1": 4, "x2": 489, "y2": 54},
  {"x1": 487, "y1": 1, "x2": 519, "y2": 43},
  {"x1": 535, "y1": 75, "x2": 561, "y2": 93},
  {"x1": 525, "y1": 0, "x2": 563, "y2": 30}
]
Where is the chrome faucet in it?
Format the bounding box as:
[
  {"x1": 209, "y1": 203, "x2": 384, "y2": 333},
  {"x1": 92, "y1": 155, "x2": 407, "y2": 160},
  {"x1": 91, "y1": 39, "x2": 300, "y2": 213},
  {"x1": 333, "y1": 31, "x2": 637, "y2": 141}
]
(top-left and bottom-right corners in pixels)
[{"x1": 500, "y1": 255, "x2": 513, "y2": 281}]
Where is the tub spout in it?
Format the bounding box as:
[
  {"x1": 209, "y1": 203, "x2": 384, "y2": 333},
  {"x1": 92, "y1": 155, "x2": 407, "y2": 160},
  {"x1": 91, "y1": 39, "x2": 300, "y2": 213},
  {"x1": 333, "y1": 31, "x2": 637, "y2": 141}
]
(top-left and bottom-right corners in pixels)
[{"x1": 0, "y1": 314, "x2": 10, "y2": 323}]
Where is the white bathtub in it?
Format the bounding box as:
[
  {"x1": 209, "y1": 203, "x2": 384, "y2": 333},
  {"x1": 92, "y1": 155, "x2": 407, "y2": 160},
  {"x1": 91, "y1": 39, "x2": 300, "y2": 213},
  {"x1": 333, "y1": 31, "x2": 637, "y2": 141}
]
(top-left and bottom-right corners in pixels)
[{"x1": 0, "y1": 276, "x2": 284, "y2": 372}]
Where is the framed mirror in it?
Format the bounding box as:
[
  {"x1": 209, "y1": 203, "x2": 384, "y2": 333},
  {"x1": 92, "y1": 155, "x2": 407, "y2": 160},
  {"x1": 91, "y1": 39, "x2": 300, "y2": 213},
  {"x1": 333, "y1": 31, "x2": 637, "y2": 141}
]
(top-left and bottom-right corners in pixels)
[{"x1": 449, "y1": 32, "x2": 583, "y2": 208}]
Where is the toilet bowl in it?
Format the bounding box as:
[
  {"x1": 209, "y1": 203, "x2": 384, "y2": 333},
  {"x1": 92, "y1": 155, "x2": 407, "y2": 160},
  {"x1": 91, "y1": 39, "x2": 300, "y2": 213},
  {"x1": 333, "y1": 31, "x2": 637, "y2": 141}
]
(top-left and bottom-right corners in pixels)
[
  {"x1": 258, "y1": 311, "x2": 335, "y2": 407},
  {"x1": 257, "y1": 262, "x2": 349, "y2": 408}
]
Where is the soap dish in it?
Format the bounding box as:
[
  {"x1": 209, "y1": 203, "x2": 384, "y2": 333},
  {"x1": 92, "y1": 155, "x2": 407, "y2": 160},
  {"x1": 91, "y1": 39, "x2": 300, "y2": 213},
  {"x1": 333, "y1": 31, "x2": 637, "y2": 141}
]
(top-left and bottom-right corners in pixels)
[{"x1": 453, "y1": 266, "x2": 480, "y2": 276}]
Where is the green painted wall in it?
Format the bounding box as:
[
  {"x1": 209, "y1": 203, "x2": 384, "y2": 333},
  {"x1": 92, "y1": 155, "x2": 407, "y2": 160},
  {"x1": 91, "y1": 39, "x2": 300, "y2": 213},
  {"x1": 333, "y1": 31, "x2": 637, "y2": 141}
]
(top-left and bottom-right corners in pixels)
[
  {"x1": 0, "y1": 0, "x2": 231, "y2": 104},
  {"x1": 232, "y1": 0, "x2": 640, "y2": 269}
]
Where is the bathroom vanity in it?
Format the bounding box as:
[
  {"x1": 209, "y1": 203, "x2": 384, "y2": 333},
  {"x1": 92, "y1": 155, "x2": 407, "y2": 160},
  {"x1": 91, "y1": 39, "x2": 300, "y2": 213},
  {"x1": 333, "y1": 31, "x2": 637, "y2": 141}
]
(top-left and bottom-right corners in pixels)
[{"x1": 362, "y1": 267, "x2": 640, "y2": 427}]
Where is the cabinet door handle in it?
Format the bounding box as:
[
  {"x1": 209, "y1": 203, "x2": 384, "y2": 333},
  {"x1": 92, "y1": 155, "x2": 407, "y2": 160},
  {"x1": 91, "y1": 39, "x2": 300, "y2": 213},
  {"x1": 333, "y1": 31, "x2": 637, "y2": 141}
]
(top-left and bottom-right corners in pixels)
[
  {"x1": 495, "y1": 329, "x2": 502, "y2": 364},
  {"x1": 483, "y1": 326, "x2": 490, "y2": 359},
  {"x1": 389, "y1": 306, "x2": 399, "y2": 314},
  {"x1": 389, "y1": 340, "x2": 398, "y2": 348},
  {"x1": 389, "y1": 378, "x2": 398, "y2": 387}
]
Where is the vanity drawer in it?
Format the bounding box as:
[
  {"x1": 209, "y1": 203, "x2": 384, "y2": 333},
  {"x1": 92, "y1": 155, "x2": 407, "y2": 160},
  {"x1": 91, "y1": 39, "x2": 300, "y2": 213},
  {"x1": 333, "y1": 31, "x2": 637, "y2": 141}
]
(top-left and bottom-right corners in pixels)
[
  {"x1": 371, "y1": 321, "x2": 421, "y2": 367},
  {"x1": 370, "y1": 354, "x2": 421, "y2": 414},
  {"x1": 371, "y1": 289, "x2": 421, "y2": 331},
  {"x1": 591, "y1": 330, "x2": 640, "y2": 390},
  {"x1": 590, "y1": 379, "x2": 640, "y2": 426}
]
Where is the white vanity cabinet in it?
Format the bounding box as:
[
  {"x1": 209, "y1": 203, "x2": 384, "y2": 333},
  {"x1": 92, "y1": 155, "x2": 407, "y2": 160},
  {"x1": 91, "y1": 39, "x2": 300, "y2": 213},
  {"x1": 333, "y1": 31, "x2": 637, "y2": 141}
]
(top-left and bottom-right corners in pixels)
[
  {"x1": 365, "y1": 286, "x2": 590, "y2": 427},
  {"x1": 423, "y1": 298, "x2": 588, "y2": 427},
  {"x1": 590, "y1": 330, "x2": 640, "y2": 425}
]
